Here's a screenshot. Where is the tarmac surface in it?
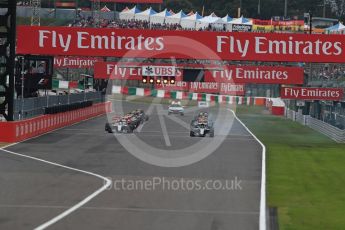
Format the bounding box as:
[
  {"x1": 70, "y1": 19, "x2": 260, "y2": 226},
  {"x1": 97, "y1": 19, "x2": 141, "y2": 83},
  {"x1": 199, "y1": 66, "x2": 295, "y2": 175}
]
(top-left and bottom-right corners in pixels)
[{"x1": 0, "y1": 101, "x2": 262, "y2": 230}]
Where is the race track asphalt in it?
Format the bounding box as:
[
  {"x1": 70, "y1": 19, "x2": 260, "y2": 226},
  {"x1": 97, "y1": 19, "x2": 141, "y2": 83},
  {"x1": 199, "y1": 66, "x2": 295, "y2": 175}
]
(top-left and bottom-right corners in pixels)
[{"x1": 0, "y1": 100, "x2": 262, "y2": 230}]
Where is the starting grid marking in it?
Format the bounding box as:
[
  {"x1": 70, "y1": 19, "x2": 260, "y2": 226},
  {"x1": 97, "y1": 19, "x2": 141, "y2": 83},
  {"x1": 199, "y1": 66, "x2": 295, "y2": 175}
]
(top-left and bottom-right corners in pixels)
[
  {"x1": 0, "y1": 204, "x2": 259, "y2": 216},
  {"x1": 49, "y1": 130, "x2": 255, "y2": 141}
]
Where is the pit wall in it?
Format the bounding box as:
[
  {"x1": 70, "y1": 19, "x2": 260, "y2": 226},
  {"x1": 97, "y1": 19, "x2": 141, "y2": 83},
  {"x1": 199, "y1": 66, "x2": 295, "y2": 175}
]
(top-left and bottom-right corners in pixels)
[
  {"x1": 0, "y1": 102, "x2": 112, "y2": 143},
  {"x1": 112, "y1": 86, "x2": 267, "y2": 106}
]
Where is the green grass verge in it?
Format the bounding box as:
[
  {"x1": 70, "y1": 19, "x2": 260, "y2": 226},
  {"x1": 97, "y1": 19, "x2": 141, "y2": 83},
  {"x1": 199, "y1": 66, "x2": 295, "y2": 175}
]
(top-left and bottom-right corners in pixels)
[{"x1": 236, "y1": 105, "x2": 345, "y2": 230}]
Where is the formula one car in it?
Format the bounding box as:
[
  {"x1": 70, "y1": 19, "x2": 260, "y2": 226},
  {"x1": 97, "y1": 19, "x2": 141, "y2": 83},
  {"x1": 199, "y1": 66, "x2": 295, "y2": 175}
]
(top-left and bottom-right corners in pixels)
[
  {"x1": 105, "y1": 109, "x2": 148, "y2": 133},
  {"x1": 168, "y1": 101, "x2": 184, "y2": 116},
  {"x1": 130, "y1": 109, "x2": 149, "y2": 124},
  {"x1": 190, "y1": 112, "x2": 214, "y2": 137}
]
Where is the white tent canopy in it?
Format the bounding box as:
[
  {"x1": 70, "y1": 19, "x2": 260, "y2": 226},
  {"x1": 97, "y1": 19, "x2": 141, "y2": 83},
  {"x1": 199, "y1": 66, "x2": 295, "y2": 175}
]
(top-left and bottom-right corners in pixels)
[
  {"x1": 134, "y1": 7, "x2": 157, "y2": 22},
  {"x1": 196, "y1": 16, "x2": 224, "y2": 30},
  {"x1": 165, "y1": 10, "x2": 186, "y2": 25},
  {"x1": 207, "y1": 12, "x2": 218, "y2": 18},
  {"x1": 119, "y1": 6, "x2": 140, "y2": 20},
  {"x1": 229, "y1": 16, "x2": 252, "y2": 25},
  {"x1": 222, "y1": 14, "x2": 233, "y2": 23},
  {"x1": 181, "y1": 12, "x2": 203, "y2": 29},
  {"x1": 150, "y1": 8, "x2": 172, "y2": 24},
  {"x1": 325, "y1": 22, "x2": 345, "y2": 33}
]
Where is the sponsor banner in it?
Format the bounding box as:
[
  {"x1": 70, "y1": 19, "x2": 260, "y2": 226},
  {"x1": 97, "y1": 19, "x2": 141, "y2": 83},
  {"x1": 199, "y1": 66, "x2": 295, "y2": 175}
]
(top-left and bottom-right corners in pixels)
[
  {"x1": 253, "y1": 25, "x2": 273, "y2": 32},
  {"x1": 252, "y1": 19, "x2": 273, "y2": 26},
  {"x1": 94, "y1": 62, "x2": 183, "y2": 80},
  {"x1": 189, "y1": 82, "x2": 245, "y2": 95},
  {"x1": 54, "y1": 56, "x2": 102, "y2": 68},
  {"x1": 253, "y1": 19, "x2": 304, "y2": 26},
  {"x1": 281, "y1": 87, "x2": 344, "y2": 101},
  {"x1": 189, "y1": 82, "x2": 219, "y2": 94},
  {"x1": 142, "y1": 65, "x2": 176, "y2": 76},
  {"x1": 205, "y1": 65, "x2": 304, "y2": 84},
  {"x1": 219, "y1": 83, "x2": 245, "y2": 95},
  {"x1": 17, "y1": 26, "x2": 345, "y2": 63},
  {"x1": 155, "y1": 81, "x2": 189, "y2": 91},
  {"x1": 274, "y1": 20, "x2": 304, "y2": 26},
  {"x1": 231, "y1": 24, "x2": 252, "y2": 32}
]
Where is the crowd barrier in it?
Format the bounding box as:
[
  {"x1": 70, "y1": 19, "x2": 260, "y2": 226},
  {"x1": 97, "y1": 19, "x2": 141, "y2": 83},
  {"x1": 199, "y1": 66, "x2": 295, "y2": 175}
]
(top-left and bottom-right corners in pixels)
[
  {"x1": 112, "y1": 86, "x2": 267, "y2": 106},
  {"x1": 0, "y1": 102, "x2": 112, "y2": 143}
]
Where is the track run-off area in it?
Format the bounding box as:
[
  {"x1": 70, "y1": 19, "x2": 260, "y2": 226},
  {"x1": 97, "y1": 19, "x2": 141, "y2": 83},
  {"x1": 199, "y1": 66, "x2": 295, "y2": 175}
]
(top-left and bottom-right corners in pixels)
[{"x1": 0, "y1": 101, "x2": 264, "y2": 230}]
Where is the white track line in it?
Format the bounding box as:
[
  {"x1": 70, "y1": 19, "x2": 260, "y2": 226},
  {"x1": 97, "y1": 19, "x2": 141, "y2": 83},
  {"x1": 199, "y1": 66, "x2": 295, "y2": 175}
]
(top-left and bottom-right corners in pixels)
[
  {"x1": 0, "y1": 114, "x2": 112, "y2": 230},
  {"x1": 0, "y1": 148, "x2": 112, "y2": 230},
  {"x1": 157, "y1": 105, "x2": 171, "y2": 146},
  {"x1": 228, "y1": 109, "x2": 266, "y2": 230}
]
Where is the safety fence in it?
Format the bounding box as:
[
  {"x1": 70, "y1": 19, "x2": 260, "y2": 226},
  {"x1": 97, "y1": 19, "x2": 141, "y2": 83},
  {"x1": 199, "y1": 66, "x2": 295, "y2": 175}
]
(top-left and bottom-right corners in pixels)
[
  {"x1": 0, "y1": 102, "x2": 111, "y2": 143},
  {"x1": 112, "y1": 86, "x2": 267, "y2": 106},
  {"x1": 285, "y1": 108, "x2": 345, "y2": 143},
  {"x1": 14, "y1": 92, "x2": 105, "y2": 120},
  {"x1": 307, "y1": 116, "x2": 345, "y2": 143}
]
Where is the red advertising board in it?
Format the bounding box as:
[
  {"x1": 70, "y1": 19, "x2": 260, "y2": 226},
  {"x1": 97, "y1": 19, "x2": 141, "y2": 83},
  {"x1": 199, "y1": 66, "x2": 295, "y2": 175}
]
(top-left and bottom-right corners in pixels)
[
  {"x1": 281, "y1": 87, "x2": 344, "y2": 101},
  {"x1": 17, "y1": 26, "x2": 345, "y2": 63},
  {"x1": 253, "y1": 19, "x2": 304, "y2": 26},
  {"x1": 155, "y1": 81, "x2": 189, "y2": 91},
  {"x1": 219, "y1": 83, "x2": 245, "y2": 95},
  {"x1": 54, "y1": 56, "x2": 102, "y2": 68},
  {"x1": 94, "y1": 62, "x2": 183, "y2": 80},
  {"x1": 205, "y1": 65, "x2": 304, "y2": 84},
  {"x1": 96, "y1": 62, "x2": 303, "y2": 84},
  {"x1": 189, "y1": 82, "x2": 245, "y2": 95},
  {"x1": 189, "y1": 82, "x2": 220, "y2": 94}
]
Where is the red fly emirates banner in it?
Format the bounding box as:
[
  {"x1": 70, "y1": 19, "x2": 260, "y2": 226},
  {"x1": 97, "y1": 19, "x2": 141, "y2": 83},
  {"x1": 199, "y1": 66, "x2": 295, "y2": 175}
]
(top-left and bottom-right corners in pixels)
[
  {"x1": 155, "y1": 81, "x2": 190, "y2": 91},
  {"x1": 281, "y1": 87, "x2": 344, "y2": 101},
  {"x1": 189, "y1": 82, "x2": 245, "y2": 96},
  {"x1": 54, "y1": 56, "x2": 102, "y2": 68},
  {"x1": 94, "y1": 62, "x2": 183, "y2": 81},
  {"x1": 95, "y1": 62, "x2": 303, "y2": 84},
  {"x1": 205, "y1": 65, "x2": 303, "y2": 84},
  {"x1": 17, "y1": 26, "x2": 345, "y2": 63}
]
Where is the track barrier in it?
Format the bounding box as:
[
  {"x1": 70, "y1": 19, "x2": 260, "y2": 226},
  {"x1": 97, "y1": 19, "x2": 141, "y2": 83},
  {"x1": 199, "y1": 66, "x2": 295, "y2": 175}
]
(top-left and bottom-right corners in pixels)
[{"x1": 0, "y1": 102, "x2": 112, "y2": 143}]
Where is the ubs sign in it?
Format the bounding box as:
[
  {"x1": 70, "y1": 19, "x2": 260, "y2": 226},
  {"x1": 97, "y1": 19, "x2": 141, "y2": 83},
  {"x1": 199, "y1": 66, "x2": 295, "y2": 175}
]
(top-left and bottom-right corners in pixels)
[{"x1": 142, "y1": 65, "x2": 176, "y2": 76}]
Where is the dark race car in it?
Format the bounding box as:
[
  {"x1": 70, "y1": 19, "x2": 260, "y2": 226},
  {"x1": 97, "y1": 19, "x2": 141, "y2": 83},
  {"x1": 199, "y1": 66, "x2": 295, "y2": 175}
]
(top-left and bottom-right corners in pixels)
[
  {"x1": 190, "y1": 112, "x2": 214, "y2": 137},
  {"x1": 132, "y1": 109, "x2": 149, "y2": 123},
  {"x1": 105, "y1": 110, "x2": 148, "y2": 133}
]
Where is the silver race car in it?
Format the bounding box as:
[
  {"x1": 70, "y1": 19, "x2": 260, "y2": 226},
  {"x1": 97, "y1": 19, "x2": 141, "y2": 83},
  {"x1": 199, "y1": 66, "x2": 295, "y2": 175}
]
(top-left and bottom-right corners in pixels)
[{"x1": 190, "y1": 112, "x2": 214, "y2": 137}]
